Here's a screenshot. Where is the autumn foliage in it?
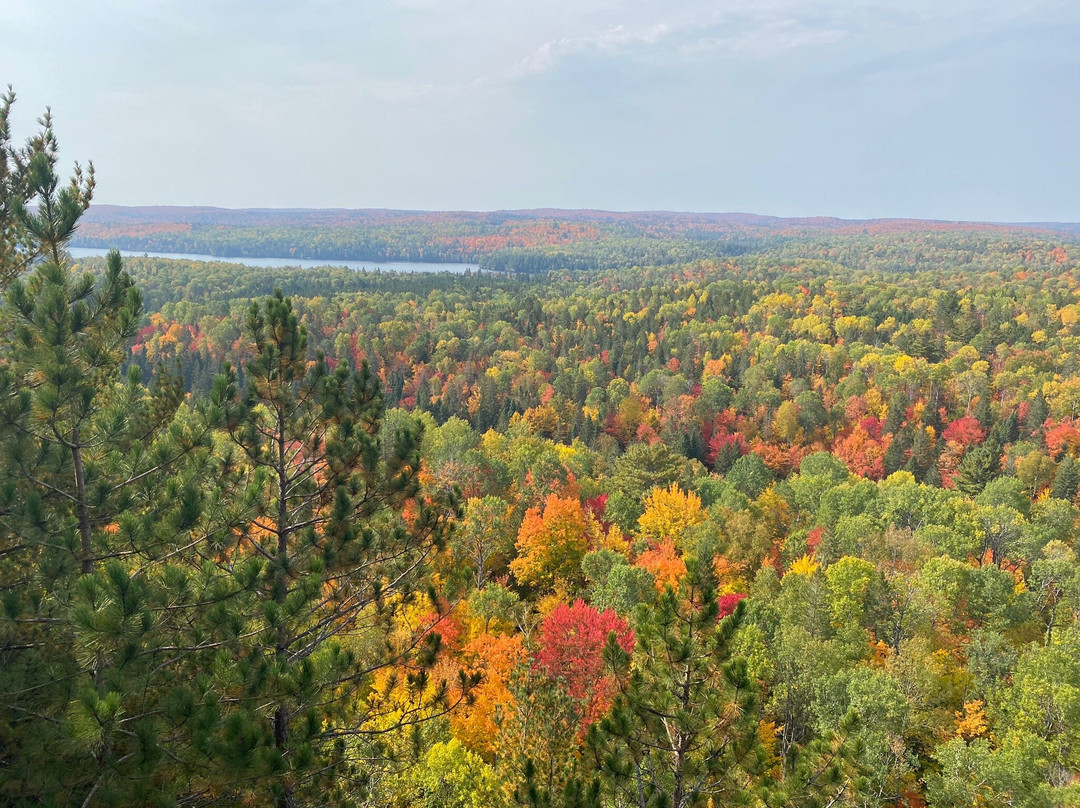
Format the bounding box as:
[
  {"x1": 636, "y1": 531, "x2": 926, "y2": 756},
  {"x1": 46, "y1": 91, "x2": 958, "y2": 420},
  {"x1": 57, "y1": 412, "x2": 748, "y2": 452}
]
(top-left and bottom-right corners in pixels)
[
  {"x1": 535, "y1": 600, "x2": 634, "y2": 729},
  {"x1": 510, "y1": 494, "x2": 590, "y2": 589}
]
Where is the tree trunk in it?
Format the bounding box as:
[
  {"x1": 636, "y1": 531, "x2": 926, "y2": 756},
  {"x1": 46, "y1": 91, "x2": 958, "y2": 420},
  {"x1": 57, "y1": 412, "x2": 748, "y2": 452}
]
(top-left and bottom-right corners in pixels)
[
  {"x1": 72, "y1": 428, "x2": 93, "y2": 575},
  {"x1": 273, "y1": 408, "x2": 296, "y2": 808},
  {"x1": 273, "y1": 706, "x2": 296, "y2": 808}
]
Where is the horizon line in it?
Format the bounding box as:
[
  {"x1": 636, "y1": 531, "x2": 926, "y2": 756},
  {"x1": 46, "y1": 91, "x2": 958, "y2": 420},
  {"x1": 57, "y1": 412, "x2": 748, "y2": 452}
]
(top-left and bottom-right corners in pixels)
[{"x1": 85, "y1": 203, "x2": 1080, "y2": 229}]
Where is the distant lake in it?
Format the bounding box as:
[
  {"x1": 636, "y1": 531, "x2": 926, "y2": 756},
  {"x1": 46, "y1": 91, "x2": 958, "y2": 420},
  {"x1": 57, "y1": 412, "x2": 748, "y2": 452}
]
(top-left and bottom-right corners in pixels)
[{"x1": 68, "y1": 247, "x2": 479, "y2": 274}]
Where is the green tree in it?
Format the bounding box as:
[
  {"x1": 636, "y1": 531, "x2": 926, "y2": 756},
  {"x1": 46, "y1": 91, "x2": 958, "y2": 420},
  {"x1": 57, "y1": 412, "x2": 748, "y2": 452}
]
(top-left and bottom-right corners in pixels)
[
  {"x1": 413, "y1": 739, "x2": 506, "y2": 808},
  {"x1": 727, "y1": 452, "x2": 774, "y2": 499},
  {"x1": 927, "y1": 738, "x2": 1052, "y2": 808},
  {"x1": 582, "y1": 550, "x2": 655, "y2": 615},
  {"x1": 992, "y1": 629, "x2": 1080, "y2": 790},
  {"x1": 956, "y1": 442, "x2": 1002, "y2": 496},
  {"x1": 609, "y1": 442, "x2": 687, "y2": 504},
  {"x1": 1051, "y1": 455, "x2": 1080, "y2": 502},
  {"x1": 593, "y1": 567, "x2": 866, "y2": 808},
  {"x1": 453, "y1": 495, "x2": 514, "y2": 589},
  {"x1": 0, "y1": 88, "x2": 94, "y2": 284},
  {"x1": 0, "y1": 101, "x2": 199, "y2": 806},
  {"x1": 591, "y1": 573, "x2": 764, "y2": 808},
  {"x1": 197, "y1": 291, "x2": 464, "y2": 807}
]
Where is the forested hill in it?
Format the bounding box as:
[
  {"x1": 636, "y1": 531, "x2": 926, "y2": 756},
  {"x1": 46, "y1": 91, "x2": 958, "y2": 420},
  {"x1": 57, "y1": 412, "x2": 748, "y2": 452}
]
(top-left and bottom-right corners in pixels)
[
  {"x1": 73, "y1": 205, "x2": 1080, "y2": 272},
  {"x1": 79, "y1": 204, "x2": 1080, "y2": 232}
]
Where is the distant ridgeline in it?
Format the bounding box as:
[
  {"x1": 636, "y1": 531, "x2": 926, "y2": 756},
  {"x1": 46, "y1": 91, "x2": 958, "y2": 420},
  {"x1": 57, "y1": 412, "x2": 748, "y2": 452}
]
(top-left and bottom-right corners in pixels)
[{"x1": 73, "y1": 205, "x2": 1079, "y2": 273}]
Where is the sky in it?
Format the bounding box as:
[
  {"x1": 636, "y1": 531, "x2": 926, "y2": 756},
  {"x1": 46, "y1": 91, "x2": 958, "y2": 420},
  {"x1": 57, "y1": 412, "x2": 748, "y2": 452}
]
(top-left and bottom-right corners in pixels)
[{"x1": 3, "y1": 0, "x2": 1079, "y2": 221}]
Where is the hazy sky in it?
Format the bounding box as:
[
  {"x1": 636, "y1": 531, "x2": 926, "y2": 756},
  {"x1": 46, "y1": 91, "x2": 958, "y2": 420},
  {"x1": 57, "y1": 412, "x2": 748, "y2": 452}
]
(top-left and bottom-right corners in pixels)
[{"x1": 4, "y1": 0, "x2": 1079, "y2": 220}]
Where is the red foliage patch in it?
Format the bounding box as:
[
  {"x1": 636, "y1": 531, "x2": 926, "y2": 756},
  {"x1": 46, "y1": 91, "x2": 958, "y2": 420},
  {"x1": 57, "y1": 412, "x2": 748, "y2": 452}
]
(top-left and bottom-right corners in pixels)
[
  {"x1": 718, "y1": 593, "x2": 747, "y2": 619},
  {"x1": 942, "y1": 416, "x2": 986, "y2": 447},
  {"x1": 535, "y1": 600, "x2": 635, "y2": 729}
]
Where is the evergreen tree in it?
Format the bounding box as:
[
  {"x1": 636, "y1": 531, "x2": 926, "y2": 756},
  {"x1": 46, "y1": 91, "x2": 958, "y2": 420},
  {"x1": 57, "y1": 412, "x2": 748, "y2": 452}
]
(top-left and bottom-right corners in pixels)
[
  {"x1": 590, "y1": 564, "x2": 868, "y2": 808},
  {"x1": 0, "y1": 102, "x2": 199, "y2": 806},
  {"x1": 2, "y1": 249, "x2": 141, "y2": 573},
  {"x1": 195, "y1": 291, "x2": 466, "y2": 806},
  {"x1": 0, "y1": 87, "x2": 85, "y2": 285},
  {"x1": 884, "y1": 427, "x2": 911, "y2": 476},
  {"x1": 1025, "y1": 393, "x2": 1049, "y2": 438},
  {"x1": 973, "y1": 393, "x2": 993, "y2": 432},
  {"x1": 1051, "y1": 456, "x2": 1080, "y2": 502},
  {"x1": 957, "y1": 441, "x2": 1002, "y2": 496},
  {"x1": 590, "y1": 568, "x2": 765, "y2": 808}
]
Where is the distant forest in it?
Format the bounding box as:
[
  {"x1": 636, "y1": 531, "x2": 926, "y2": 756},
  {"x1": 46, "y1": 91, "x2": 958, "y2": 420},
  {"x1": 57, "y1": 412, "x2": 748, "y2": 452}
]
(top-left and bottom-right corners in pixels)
[{"x1": 73, "y1": 204, "x2": 1080, "y2": 273}]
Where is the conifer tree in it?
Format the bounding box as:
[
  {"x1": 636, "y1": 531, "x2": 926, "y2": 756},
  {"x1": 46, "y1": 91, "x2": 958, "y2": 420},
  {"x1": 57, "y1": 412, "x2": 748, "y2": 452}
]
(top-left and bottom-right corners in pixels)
[
  {"x1": 0, "y1": 87, "x2": 68, "y2": 285},
  {"x1": 0, "y1": 94, "x2": 201, "y2": 806},
  {"x1": 1051, "y1": 456, "x2": 1080, "y2": 502},
  {"x1": 588, "y1": 565, "x2": 867, "y2": 808},
  {"x1": 956, "y1": 440, "x2": 1002, "y2": 496},
  {"x1": 589, "y1": 566, "x2": 766, "y2": 808},
  {"x1": 192, "y1": 290, "x2": 465, "y2": 807}
]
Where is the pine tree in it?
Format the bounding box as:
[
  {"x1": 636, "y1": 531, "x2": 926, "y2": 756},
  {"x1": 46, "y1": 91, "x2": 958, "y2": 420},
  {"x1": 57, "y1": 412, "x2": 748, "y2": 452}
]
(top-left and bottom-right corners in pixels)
[
  {"x1": 588, "y1": 563, "x2": 869, "y2": 808},
  {"x1": 589, "y1": 564, "x2": 765, "y2": 808},
  {"x1": 0, "y1": 87, "x2": 77, "y2": 285},
  {"x1": 956, "y1": 441, "x2": 1002, "y2": 496},
  {"x1": 0, "y1": 98, "x2": 201, "y2": 806},
  {"x1": 2, "y1": 249, "x2": 141, "y2": 573},
  {"x1": 193, "y1": 290, "x2": 466, "y2": 806}
]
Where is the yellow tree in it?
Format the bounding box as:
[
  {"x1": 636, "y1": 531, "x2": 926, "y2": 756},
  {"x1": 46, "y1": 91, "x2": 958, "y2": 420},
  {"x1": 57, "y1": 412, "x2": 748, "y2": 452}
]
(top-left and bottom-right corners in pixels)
[
  {"x1": 772, "y1": 400, "x2": 802, "y2": 444},
  {"x1": 638, "y1": 483, "x2": 705, "y2": 546}
]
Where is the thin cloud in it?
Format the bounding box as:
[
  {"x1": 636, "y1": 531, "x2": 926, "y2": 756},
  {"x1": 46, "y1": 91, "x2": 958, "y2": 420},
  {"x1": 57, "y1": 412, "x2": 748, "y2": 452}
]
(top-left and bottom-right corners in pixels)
[
  {"x1": 509, "y1": 22, "x2": 675, "y2": 78},
  {"x1": 500, "y1": 0, "x2": 1072, "y2": 79}
]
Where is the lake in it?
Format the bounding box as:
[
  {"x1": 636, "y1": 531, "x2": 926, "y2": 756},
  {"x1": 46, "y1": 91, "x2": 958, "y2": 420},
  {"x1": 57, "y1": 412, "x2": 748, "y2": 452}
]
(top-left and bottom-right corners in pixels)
[{"x1": 68, "y1": 247, "x2": 479, "y2": 274}]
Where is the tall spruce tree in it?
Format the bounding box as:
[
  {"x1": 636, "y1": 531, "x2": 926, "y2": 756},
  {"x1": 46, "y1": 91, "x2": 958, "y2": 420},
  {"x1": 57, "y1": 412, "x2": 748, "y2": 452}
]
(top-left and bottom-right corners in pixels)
[{"x1": 956, "y1": 440, "x2": 1002, "y2": 496}]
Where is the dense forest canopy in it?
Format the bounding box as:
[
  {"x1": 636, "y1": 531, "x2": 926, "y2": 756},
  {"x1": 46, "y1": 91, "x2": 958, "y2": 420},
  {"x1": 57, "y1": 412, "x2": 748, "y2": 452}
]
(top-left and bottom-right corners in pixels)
[
  {"x1": 73, "y1": 204, "x2": 1080, "y2": 273},
  {"x1": 5, "y1": 90, "x2": 1080, "y2": 808}
]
